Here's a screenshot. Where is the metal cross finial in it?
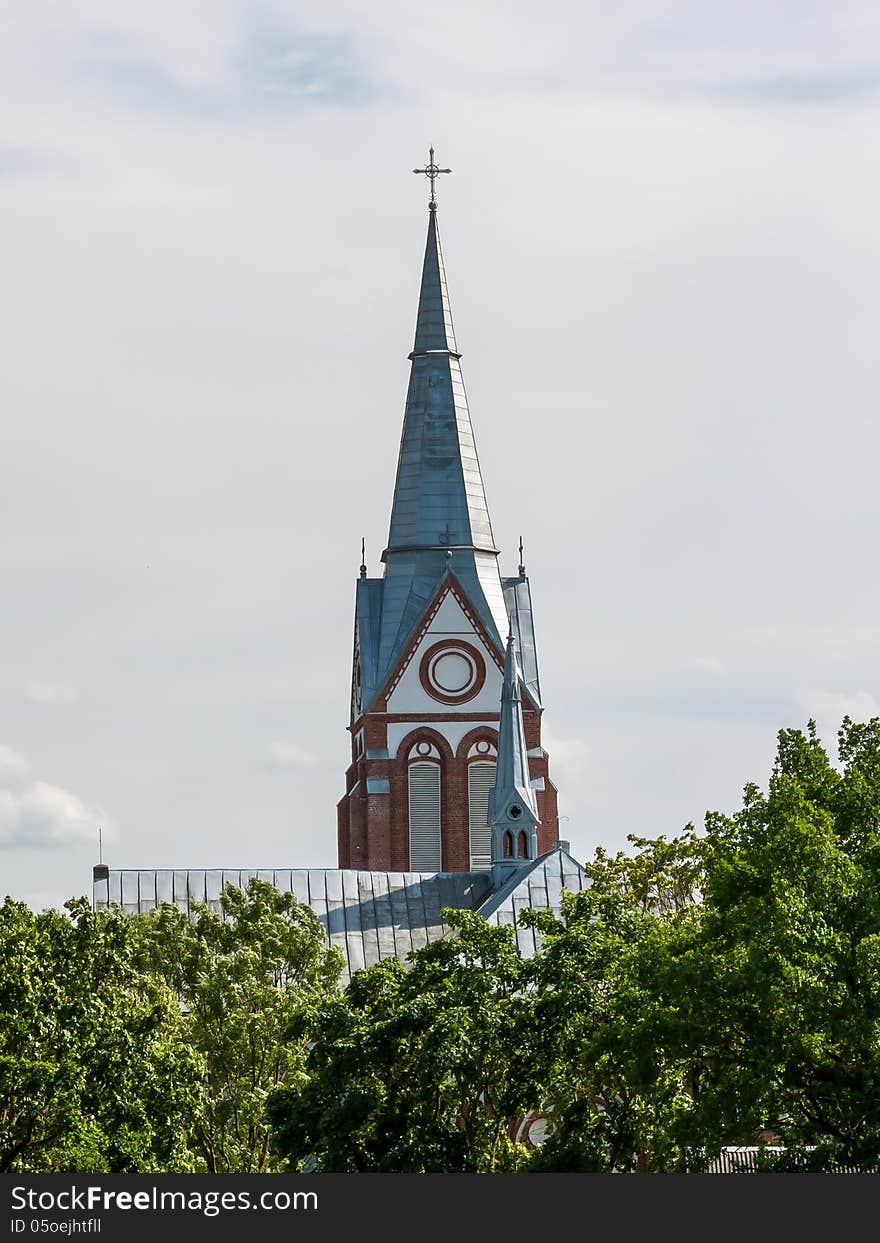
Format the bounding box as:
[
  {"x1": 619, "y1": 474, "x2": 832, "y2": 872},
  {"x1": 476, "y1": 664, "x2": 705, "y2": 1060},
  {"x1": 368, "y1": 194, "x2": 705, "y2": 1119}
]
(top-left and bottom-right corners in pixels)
[{"x1": 412, "y1": 145, "x2": 451, "y2": 208}]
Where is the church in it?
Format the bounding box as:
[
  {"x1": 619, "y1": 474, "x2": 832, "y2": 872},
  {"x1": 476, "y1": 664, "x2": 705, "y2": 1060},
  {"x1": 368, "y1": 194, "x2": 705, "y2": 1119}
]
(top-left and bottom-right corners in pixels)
[{"x1": 93, "y1": 153, "x2": 587, "y2": 979}]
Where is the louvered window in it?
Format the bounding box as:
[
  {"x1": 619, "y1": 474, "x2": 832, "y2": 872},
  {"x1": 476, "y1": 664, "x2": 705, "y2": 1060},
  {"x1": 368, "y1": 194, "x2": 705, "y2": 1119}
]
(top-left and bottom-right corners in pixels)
[
  {"x1": 408, "y1": 761, "x2": 442, "y2": 871},
  {"x1": 468, "y1": 760, "x2": 496, "y2": 869}
]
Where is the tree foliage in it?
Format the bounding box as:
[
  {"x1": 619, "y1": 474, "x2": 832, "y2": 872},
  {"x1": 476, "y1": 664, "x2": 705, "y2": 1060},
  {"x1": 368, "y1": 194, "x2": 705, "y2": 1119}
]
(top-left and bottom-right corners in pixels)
[
  {"x1": 527, "y1": 716, "x2": 880, "y2": 1171},
  {"x1": 6, "y1": 718, "x2": 880, "y2": 1173},
  {"x1": 688, "y1": 717, "x2": 880, "y2": 1168},
  {"x1": 132, "y1": 880, "x2": 343, "y2": 1168},
  {"x1": 269, "y1": 716, "x2": 880, "y2": 1173},
  {"x1": 268, "y1": 910, "x2": 540, "y2": 1171},
  {"x1": 1, "y1": 880, "x2": 342, "y2": 1174},
  {"x1": 133, "y1": 878, "x2": 343, "y2": 1172},
  {"x1": 522, "y1": 837, "x2": 705, "y2": 1172},
  {"x1": 0, "y1": 898, "x2": 201, "y2": 1173}
]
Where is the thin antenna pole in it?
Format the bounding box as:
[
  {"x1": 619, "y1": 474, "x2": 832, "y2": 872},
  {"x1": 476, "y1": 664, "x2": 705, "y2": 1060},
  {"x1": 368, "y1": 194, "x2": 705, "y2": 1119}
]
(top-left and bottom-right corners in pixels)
[
  {"x1": 98, "y1": 826, "x2": 103, "y2": 864},
  {"x1": 518, "y1": 535, "x2": 526, "y2": 579},
  {"x1": 360, "y1": 537, "x2": 367, "y2": 579}
]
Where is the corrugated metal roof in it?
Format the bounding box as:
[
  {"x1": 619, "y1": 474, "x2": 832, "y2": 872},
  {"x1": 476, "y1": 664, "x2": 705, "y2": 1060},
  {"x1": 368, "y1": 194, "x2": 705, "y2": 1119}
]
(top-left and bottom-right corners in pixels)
[
  {"x1": 93, "y1": 852, "x2": 588, "y2": 980},
  {"x1": 704, "y1": 1147, "x2": 877, "y2": 1173},
  {"x1": 479, "y1": 846, "x2": 587, "y2": 957},
  {"x1": 93, "y1": 867, "x2": 494, "y2": 983}
]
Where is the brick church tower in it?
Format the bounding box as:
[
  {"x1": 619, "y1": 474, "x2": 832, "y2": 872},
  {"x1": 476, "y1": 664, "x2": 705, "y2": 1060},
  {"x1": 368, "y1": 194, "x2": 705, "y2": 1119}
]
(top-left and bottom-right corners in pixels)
[{"x1": 337, "y1": 158, "x2": 558, "y2": 873}]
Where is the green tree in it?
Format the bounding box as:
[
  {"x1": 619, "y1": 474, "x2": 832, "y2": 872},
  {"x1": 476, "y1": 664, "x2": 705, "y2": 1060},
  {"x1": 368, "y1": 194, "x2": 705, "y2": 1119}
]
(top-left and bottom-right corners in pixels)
[
  {"x1": 528, "y1": 717, "x2": 880, "y2": 1171},
  {"x1": 134, "y1": 878, "x2": 343, "y2": 1173},
  {"x1": 268, "y1": 910, "x2": 543, "y2": 1172},
  {"x1": 0, "y1": 897, "x2": 201, "y2": 1173},
  {"x1": 522, "y1": 833, "x2": 706, "y2": 1172},
  {"x1": 685, "y1": 717, "x2": 880, "y2": 1168}
]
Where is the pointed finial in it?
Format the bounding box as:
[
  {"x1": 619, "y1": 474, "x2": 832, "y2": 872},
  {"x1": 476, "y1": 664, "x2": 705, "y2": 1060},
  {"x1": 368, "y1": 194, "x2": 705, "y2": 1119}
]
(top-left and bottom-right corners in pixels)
[
  {"x1": 412, "y1": 145, "x2": 451, "y2": 210},
  {"x1": 518, "y1": 535, "x2": 526, "y2": 579},
  {"x1": 360, "y1": 537, "x2": 367, "y2": 579}
]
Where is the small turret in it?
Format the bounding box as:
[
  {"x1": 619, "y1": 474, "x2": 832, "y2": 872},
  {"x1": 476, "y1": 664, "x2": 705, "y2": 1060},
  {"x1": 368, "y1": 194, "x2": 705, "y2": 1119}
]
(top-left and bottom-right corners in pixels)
[{"x1": 489, "y1": 630, "x2": 540, "y2": 884}]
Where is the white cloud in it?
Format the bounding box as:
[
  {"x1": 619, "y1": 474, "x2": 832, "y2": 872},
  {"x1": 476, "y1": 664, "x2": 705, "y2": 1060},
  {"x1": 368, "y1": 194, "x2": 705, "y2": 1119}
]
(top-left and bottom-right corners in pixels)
[
  {"x1": 0, "y1": 746, "x2": 111, "y2": 848},
  {"x1": 26, "y1": 681, "x2": 78, "y2": 704},
  {"x1": 264, "y1": 742, "x2": 319, "y2": 773},
  {"x1": 0, "y1": 745, "x2": 30, "y2": 786},
  {"x1": 694, "y1": 656, "x2": 725, "y2": 675}
]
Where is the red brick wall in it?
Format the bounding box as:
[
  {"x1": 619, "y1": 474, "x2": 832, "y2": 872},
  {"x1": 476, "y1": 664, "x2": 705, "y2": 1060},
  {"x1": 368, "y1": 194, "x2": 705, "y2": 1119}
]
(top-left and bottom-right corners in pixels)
[{"x1": 337, "y1": 706, "x2": 559, "y2": 871}]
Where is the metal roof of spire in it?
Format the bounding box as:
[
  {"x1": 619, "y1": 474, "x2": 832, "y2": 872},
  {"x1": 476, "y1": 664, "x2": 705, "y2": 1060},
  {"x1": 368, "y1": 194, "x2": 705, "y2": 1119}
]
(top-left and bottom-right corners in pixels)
[
  {"x1": 410, "y1": 205, "x2": 458, "y2": 355},
  {"x1": 489, "y1": 630, "x2": 540, "y2": 823},
  {"x1": 374, "y1": 155, "x2": 510, "y2": 683}
]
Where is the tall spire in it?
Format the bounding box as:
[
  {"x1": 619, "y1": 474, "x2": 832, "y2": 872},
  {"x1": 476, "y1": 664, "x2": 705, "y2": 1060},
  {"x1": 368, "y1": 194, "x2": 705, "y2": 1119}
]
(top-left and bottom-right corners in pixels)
[
  {"x1": 374, "y1": 155, "x2": 510, "y2": 684},
  {"x1": 410, "y1": 207, "x2": 458, "y2": 356}
]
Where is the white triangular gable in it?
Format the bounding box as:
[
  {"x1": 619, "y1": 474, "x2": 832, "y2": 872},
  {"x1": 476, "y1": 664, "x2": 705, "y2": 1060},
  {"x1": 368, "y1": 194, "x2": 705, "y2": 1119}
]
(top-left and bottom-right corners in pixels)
[{"x1": 386, "y1": 585, "x2": 503, "y2": 714}]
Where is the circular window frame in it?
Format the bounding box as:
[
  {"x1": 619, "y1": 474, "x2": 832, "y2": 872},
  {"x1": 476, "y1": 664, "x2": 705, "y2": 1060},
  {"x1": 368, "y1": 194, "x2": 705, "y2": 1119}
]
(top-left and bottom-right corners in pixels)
[{"x1": 419, "y1": 640, "x2": 487, "y2": 705}]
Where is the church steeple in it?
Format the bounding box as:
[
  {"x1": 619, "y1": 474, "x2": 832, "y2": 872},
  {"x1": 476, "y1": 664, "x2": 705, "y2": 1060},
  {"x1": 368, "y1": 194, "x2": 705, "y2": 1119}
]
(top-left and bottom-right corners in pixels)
[
  {"x1": 384, "y1": 199, "x2": 496, "y2": 559},
  {"x1": 377, "y1": 173, "x2": 510, "y2": 687},
  {"x1": 337, "y1": 152, "x2": 559, "y2": 875},
  {"x1": 489, "y1": 631, "x2": 540, "y2": 880}
]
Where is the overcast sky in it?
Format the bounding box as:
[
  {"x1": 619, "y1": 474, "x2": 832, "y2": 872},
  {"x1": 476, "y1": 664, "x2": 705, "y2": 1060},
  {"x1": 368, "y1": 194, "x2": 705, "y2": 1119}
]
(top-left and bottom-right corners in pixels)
[{"x1": 2, "y1": 1, "x2": 879, "y2": 909}]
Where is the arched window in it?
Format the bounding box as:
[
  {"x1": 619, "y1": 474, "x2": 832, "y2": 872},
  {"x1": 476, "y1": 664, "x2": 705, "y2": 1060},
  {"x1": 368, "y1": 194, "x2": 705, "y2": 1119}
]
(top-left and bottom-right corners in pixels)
[
  {"x1": 408, "y1": 755, "x2": 442, "y2": 872},
  {"x1": 517, "y1": 830, "x2": 528, "y2": 859},
  {"x1": 503, "y1": 831, "x2": 514, "y2": 859},
  {"x1": 468, "y1": 760, "x2": 496, "y2": 869},
  {"x1": 466, "y1": 738, "x2": 497, "y2": 871}
]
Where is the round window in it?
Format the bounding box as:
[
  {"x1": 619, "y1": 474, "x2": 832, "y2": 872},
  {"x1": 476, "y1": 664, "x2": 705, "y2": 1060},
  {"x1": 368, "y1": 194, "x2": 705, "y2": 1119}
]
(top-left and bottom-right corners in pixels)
[
  {"x1": 419, "y1": 641, "x2": 487, "y2": 705},
  {"x1": 431, "y1": 651, "x2": 472, "y2": 692}
]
